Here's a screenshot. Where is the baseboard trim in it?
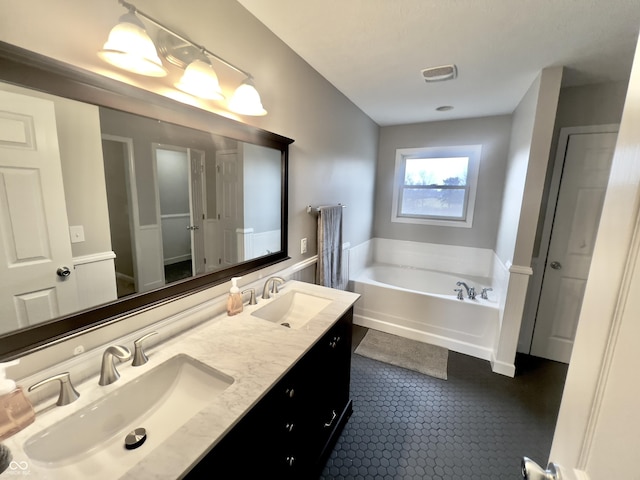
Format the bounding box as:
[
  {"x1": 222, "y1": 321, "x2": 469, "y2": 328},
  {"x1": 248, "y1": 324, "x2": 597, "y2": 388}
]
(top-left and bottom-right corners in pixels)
[
  {"x1": 491, "y1": 353, "x2": 516, "y2": 377},
  {"x1": 354, "y1": 313, "x2": 494, "y2": 362}
]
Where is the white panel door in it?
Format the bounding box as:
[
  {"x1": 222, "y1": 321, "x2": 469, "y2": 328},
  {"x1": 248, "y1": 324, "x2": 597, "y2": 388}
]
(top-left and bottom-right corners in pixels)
[
  {"x1": 530, "y1": 132, "x2": 617, "y2": 362},
  {"x1": 216, "y1": 149, "x2": 242, "y2": 266},
  {"x1": 0, "y1": 90, "x2": 78, "y2": 334}
]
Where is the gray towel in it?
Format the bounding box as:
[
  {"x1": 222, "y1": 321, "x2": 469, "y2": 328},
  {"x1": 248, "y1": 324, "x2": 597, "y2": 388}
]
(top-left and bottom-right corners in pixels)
[{"x1": 316, "y1": 206, "x2": 344, "y2": 289}]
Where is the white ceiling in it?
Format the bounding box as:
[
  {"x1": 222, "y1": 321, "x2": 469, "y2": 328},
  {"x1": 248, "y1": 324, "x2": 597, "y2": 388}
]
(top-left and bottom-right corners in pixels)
[{"x1": 238, "y1": 0, "x2": 640, "y2": 126}]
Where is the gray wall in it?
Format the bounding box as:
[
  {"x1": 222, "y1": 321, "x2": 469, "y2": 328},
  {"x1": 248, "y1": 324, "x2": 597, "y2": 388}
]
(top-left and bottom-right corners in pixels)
[
  {"x1": 494, "y1": 68, "x2": 562, "y2": 266},
  {"x1": 0, "y1": 0, "x2": 379, "y2": 269},
  {"x1": 532, "y1": 80, "x2": 629, "y2": 257},
  {"x1": 102, "y1": 139, "x2": 134, "y2": 278},
  {"x1": 374, "y1": 115, "x2": 512, "y2": 249},
  {"x1": 243, "y1": 143, "x2": 281, "y2": 233}
]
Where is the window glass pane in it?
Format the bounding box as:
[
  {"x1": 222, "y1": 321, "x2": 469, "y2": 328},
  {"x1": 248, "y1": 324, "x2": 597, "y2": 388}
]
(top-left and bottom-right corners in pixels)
[
  {"x1": 404, "y1": 157, "x2": 468, "y2": 186},
  {"x1": 400, "y1": 188, "x2": 466, "y2": 218}
]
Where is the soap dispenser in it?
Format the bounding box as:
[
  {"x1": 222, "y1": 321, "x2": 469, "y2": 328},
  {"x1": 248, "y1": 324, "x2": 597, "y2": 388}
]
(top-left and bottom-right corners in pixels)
[
  {"x1": 0, "y1": 360, "x2": 35, "y2": 441},
  {"x1": 227, "y1": 277, "x2": 243, "y2": 316}
]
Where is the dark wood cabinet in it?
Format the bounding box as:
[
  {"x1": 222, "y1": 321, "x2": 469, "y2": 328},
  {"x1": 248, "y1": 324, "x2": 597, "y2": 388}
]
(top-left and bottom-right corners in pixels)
[{"x1": 185, "y1": 307, "x2": 353, "y2": 479}]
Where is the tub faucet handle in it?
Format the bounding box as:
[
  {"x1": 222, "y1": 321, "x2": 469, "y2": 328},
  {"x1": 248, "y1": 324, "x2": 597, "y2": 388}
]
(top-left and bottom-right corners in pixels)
[
  {"x1": 454, "y1": 288, "x2": 464, "y2": 300},
  {"x1": 481, "y1": 287, "x2": 493, "y2": 300}
]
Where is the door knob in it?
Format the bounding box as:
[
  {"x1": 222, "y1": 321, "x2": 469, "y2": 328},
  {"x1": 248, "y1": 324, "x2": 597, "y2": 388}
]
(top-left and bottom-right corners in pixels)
[
  {"x1": 549, "y1": 261, "x2": 562, "y2": 270},
  {"x1": 521, "y1": 457, "x2": 561, "y2": 480},
  {"x1": 56, "y1": 266, "x2": 71, "y2": 278}
]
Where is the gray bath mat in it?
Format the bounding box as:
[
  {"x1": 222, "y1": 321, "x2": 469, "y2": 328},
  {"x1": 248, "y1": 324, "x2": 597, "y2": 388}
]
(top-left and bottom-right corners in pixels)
[{"x1": 355, "y1": 330, "x2": 448, "y2": 380}]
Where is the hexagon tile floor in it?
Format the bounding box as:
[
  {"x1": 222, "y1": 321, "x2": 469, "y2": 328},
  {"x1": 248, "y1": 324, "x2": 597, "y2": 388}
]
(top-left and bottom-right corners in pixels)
[{"x1": 320, "y1": 328, "x2": 568, "y2": 480}]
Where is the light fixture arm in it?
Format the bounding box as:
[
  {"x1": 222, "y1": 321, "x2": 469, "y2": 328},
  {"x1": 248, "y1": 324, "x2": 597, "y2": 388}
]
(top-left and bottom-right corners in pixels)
[{"x1": 117, "y1": 0, "x2": 252, "y2": 80}]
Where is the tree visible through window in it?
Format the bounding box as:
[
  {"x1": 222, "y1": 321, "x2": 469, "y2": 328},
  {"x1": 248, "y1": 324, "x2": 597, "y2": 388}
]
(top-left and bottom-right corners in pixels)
[{"x1": 392, "y1": 146, "x2": 481, "y2": 227}]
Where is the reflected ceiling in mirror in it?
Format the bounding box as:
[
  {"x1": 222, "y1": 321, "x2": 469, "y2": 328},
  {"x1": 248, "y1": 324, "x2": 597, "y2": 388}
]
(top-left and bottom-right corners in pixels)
[{"x1": 0, "y1": 41, "x2": 292, "y2": 359}]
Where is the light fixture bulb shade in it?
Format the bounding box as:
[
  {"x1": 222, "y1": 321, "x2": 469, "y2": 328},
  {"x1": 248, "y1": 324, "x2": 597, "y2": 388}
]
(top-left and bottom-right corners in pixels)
[
  {"x1": 228, "y1": 81, "x2": 267, "y2": 116},
  {"x1": 175, "y1": 60, "x2": 224, "y2": 100},
  {"x1": 98, "y1": 12, "x2": 167, "y2": 77}
]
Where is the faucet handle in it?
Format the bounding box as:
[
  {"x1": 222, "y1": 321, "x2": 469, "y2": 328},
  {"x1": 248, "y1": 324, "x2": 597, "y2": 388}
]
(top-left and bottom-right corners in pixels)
[
  {"x1": 29, "y1": 372, "x2": 80, "y2": 406},
  {"x1": 454, "y1": 288, "x2": 464, "y2": 300},
  {"x1": 480, "y1": 287, "x2": 493, "y2": 300},
  {"x1": 132, "y1": 331, "x2": 158, "y2": 367},
  {"x1": 242, "y1": 288, "x2": 257, "y2": 305}
]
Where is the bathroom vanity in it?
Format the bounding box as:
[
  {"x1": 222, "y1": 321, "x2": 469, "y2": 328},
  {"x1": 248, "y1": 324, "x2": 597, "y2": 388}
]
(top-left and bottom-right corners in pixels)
[
  {"x1": 3, "y1": 281, "x2": 359, "y2": 479},
  {"x1": 187, "y1": 306, "x2": 353, "y2": 478}
]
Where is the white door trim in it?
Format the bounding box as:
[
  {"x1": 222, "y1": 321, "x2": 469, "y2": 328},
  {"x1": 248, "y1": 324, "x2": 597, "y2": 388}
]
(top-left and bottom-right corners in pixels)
[{"x1": 519, "y1": 124, "x2": 619, "y2": 353}]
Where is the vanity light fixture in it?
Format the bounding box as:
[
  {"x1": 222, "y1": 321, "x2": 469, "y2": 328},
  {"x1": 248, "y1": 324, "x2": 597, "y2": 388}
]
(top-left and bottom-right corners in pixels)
[
  {"x1": 228, "y1": 78, "x2": 267, "y2": 116},
  {"x1": 98, "y1": 10, "x2": 167, "y2": 77},
  {"x1": 174, "y1": 59, "x2": 224, "y2": 101},
  {"x1": 100, "y1": 0, "x2": 267, "y2": 115}
]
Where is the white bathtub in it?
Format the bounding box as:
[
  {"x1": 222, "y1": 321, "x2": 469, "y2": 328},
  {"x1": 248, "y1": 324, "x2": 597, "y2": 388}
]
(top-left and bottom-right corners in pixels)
[{"x1": 351, "y1": 263, "x2": 499, "y2": 360}]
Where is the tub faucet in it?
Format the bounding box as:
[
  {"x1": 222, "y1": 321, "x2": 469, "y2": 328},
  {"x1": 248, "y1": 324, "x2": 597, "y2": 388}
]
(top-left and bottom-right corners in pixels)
[
  {"x1": 456, "y1": 281, "x2": 476, "y2": 300},
  {"x1": 262, "y1": 276, "x2": 285, "y2": 299}
]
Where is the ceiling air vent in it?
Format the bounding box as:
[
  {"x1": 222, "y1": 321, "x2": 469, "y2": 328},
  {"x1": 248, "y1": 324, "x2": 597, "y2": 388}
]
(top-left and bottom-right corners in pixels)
[{"x1": 421, "y1": 64, "x2": 458, "y2": 83}]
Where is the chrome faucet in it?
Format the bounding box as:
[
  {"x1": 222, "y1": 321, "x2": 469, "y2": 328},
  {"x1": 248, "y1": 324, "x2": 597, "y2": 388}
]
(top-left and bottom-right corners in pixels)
[
  {"x1": 480, "y1": 287, "x2": 493, "y2": 300},
  {"x1": 454, "y1": 288, "x2": 464, "y2": 300},
  {"x1": 29, "y1": 372, "x2": 80, "y2": 406},
  {"x1": 99, "y1": 345, "x2": 131, "y2": 386},
  {"x1": 456, "y1": 281, "x2": 476, "y2": 300},
  {"x1": 262, "y1": 276, "x2": 285, "y2": 299}
]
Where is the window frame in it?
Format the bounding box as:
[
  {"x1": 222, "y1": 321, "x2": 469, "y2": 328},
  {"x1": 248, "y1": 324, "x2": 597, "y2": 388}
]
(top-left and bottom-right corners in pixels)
[{"x1": 391, "y1": 145, "x2": 482, "y2": 228}]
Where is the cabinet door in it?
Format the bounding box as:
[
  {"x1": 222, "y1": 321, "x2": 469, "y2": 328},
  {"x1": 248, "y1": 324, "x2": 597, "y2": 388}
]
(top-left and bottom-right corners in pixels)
[{"x1": 308, "y1": 309, "x2": 353, "y2": 455}]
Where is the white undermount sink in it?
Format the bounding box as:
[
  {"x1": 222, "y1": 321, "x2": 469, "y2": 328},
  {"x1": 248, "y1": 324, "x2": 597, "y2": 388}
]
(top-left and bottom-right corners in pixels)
[
  {"x1": 23, "y1": 354, "x2": 233, "y2": 477},
  {"x1": 251, "y1": 290, "x2": 333, "y2": 329}
]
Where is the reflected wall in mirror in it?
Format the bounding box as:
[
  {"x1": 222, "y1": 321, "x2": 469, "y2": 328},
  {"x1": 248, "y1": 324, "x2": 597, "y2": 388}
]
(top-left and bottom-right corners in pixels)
[{"x1": 0, "y1": 42, "x2": 291, "y2": 358}]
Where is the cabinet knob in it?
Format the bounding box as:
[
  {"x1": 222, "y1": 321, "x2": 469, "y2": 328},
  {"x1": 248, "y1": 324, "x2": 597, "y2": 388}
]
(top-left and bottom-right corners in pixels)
[
  {"x1": 329, "y1": 336, "x2": 341, "y2": 348},
  {"x1": 286, "y1": 456, "x2": 295, "y2": 467},
  {"x1": 285, "y1": 422, "x2": 295, "y2": 433},
  {"x1": 285, "y1": 387, "x2": 295, "y2": 398}
]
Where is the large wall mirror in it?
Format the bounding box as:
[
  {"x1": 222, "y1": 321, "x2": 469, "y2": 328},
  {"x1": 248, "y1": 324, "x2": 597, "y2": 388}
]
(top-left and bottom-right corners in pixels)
[{"x1": 0, "y1": 42, "x2": 292, "y2": 359}]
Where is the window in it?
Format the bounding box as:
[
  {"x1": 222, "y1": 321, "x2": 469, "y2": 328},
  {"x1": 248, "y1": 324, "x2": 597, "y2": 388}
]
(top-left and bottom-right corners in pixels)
[{"x1": 391, "y1": 145, "x2": 481, "y2": 228}]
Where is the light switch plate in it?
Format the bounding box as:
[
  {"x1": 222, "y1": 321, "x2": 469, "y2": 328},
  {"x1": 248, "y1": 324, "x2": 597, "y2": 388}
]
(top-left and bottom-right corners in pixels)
[
  {"x1": 301, "y1": 237, "x2": 308, "y2": 254},
  {"x1": 69, "y1": 225, "x2": 85, "y2": 243}
]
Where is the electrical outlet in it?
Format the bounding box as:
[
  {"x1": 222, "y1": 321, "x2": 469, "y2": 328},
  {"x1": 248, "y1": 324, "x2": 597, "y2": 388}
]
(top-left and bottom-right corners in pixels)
[{"x1": 301, "y1": 237, "x2": 308, "y2": 254}]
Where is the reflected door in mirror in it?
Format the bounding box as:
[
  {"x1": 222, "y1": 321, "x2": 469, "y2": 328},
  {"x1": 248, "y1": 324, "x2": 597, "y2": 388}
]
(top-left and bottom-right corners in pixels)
[{"x1": 0, "y1": 91, "x2": 80, "y2": 333}]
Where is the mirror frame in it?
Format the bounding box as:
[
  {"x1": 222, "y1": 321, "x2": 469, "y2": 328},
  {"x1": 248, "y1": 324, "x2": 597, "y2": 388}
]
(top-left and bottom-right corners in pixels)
[{"x1": 0, "y1": 41, "x2": 293, "y2": 359}]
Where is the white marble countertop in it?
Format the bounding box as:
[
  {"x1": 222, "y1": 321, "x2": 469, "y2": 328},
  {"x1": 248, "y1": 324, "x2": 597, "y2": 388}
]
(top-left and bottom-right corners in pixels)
[{"x1": 2, "y1": 281, "x2": 359, "y2": 479}]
